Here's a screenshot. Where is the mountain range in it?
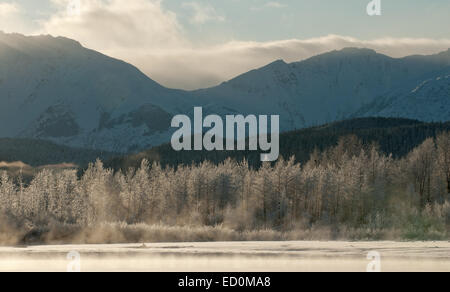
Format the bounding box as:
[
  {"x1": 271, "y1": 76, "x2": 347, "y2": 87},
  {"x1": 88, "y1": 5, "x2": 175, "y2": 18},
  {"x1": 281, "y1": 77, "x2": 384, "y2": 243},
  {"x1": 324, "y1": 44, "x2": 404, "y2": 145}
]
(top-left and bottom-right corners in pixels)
[{"x1": 0, "y1": 32, "x2": 449, "y2": 153}]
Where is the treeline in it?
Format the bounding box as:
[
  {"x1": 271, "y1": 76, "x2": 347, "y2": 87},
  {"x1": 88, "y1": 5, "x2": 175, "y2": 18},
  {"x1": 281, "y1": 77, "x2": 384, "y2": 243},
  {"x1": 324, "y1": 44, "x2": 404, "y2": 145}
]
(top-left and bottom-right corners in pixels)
[
  {"x1": 106, "y1": 118, "x2": 450, "y2": 171},
  {"x1": 1, "y1": 118, "x2": 447, "y2": 171},
  {"x1": 1, "y1": 132, "x2": 449, "y2": 242},
  {"x1": 0, "y1": 138, "x2": 116, "y2": 167}
]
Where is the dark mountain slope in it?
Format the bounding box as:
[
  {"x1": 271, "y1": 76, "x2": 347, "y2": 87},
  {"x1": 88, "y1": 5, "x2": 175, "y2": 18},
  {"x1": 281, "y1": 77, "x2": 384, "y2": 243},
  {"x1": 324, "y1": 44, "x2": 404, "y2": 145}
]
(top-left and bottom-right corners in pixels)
[
  {"x1": 106, "y1": 118, "x2": 450, "y2": 171},
  {"x1": 0, "y1": 138, "x2": 116, "y2": 166}
]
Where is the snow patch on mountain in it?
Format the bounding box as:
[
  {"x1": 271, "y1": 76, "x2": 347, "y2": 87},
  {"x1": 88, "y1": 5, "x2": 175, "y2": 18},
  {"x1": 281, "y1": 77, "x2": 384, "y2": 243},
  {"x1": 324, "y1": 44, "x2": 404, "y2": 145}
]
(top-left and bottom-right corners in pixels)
[{"x1": 357, "y1": 73, "x2": 450, "y2": 122}]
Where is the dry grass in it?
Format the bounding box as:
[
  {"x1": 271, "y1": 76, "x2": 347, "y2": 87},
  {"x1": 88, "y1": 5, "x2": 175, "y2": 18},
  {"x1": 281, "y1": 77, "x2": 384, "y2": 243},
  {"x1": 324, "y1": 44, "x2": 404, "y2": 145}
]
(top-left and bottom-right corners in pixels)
[{"x1": 2, "y1": 220, "x2": 443, "y2": 246}]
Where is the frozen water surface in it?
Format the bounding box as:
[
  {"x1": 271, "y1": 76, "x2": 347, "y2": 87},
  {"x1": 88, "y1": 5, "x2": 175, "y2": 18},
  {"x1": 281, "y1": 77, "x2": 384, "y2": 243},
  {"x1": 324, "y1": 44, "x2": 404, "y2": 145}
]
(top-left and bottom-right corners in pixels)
[{"x1": 0, "y1": 241, "x2": 449, "y2": 272}]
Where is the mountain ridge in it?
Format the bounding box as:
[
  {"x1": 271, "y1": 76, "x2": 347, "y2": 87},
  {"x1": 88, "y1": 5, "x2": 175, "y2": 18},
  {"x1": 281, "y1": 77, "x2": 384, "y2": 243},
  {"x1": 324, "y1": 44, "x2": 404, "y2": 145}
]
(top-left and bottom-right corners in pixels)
[
  {"x1": 194, "y1": 46, "x2": 450, "y2": 131},
  {"x1": 0, "y1": 32, "x2": 449, "y2": 153}
]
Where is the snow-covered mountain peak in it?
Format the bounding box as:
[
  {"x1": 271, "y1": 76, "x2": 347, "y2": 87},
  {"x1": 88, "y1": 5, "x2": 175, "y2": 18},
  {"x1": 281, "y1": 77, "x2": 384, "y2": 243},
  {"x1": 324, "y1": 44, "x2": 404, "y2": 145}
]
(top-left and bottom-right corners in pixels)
[
  {"x1": 265, "y1": 59, "x2": 288, "y2": 67},
  {"x1": 339, "y1": 47, "x2": 377, "y2": 54},
  {"x1": 324, "y1": 47, "x2": 378, "y2": 58},
  {"x1": 0, "y1": 33, "x2": 449, "y2": 153},
  {"x1": 0, "y1": 32, "x2": 193, "y2": 152},
  {"x1": 0, "y1": 32, "x2": 83, "y2": 58},
  {"x1": 437, "y1": 48, "x2": 450, "y2": 56},
  {"x1": 299, "y1": 47, "x2": 383, "y2": 65}
]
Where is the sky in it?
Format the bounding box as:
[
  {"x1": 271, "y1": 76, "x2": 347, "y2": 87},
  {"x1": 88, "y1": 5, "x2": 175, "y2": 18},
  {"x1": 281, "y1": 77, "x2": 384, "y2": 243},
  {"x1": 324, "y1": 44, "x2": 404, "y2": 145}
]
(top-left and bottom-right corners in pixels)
[{"x1": 1, "y1": 0, "x2": 450, "y2": 89}]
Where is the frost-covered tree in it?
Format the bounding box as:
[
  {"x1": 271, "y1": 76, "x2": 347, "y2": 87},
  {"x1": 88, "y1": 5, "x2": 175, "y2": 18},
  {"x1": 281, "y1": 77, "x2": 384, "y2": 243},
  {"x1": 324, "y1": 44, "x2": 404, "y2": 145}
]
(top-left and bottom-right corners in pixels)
[
  {"x1": 407, "y1": 138, "x2": 436, "y2": 208},
  {"x1": 1, "y1": 132, "x2": 449, "y2": 241},
  {"x1": 436, "y1": 132, "x2": 450, "y2": 197},
  {"x1": 0, "y1": 172, "x2": 17, "y2": 216}
]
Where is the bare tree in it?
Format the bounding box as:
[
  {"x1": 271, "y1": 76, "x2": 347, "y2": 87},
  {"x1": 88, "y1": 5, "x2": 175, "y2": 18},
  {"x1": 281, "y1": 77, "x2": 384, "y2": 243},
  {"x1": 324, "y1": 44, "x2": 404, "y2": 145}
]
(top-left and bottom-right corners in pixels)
[
  {"x1": 407, "y1": 138, "x2": 436, "y2": 208},
  {"x1": 436, "y1": 132, "x2": 450, "y2": 196}
]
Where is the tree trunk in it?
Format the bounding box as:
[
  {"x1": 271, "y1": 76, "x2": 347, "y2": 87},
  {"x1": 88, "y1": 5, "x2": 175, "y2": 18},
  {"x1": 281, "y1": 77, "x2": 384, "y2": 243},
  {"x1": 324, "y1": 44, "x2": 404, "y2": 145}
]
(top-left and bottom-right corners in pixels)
[{"x1": 447, "y1": 176, "x2": 450, "y2": 195}]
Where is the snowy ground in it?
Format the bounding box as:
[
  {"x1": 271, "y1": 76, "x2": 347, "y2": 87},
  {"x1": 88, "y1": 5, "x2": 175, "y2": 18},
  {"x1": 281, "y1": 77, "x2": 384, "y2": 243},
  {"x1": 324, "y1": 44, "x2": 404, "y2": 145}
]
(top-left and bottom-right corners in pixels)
[{"x1": 0, "y1": 241, "x2": 449, "y2": 272}]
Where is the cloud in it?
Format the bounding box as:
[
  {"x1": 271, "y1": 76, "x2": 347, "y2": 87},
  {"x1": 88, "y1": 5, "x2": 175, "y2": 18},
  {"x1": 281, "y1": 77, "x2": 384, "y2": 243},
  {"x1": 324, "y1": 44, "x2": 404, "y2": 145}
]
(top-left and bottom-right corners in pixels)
[
  {"x1": 251, "y1": 1, "x2": 287, "y2": 11},
  {"x1": 41, "y1": 0, "x2": 187, "y2": 51},
  {"x1": 0, "y1": 2, "x2": 19, "y2": 14},
  {"x1": 4, "y1": 1, "x2": 450, "y2": 90},
  {"x1": 124, "y1": 35, "x2": 450, "y2": 90},
  {"x1": 265, "y1": 2, "x2": 286, "y2": 8},
  {"x1": 0, "y1": 2, "x2": 32, "y2": 33},
  {"x1": 182, "y1": 2, "x2": 225, "y2": 24}
]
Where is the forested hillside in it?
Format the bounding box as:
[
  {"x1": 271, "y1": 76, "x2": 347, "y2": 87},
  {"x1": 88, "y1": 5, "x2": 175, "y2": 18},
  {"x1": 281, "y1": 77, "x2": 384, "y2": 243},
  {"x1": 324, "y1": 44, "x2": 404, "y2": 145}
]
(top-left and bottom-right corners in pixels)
[
  {"x1": 0, "y1": 138, "x2": 116, "y2": 166},
  {"x1": 107, "y1": 118, "x2": 450, "y2": 171},
  {"x1": 1, "y1": 118, "x2": 447, "y2": 173}
]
